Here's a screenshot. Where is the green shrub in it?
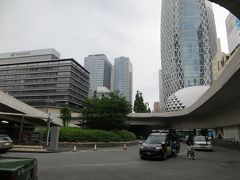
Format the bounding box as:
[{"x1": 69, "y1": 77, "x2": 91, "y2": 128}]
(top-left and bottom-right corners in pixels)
[
  {"x1": 59, "y1": 128, "x2": 136, "y2": 142},
  {"x1": 36, "y1": 127, "x2": 136, "y2": 142}
]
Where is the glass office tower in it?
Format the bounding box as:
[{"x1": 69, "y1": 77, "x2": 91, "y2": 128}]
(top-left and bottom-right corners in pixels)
[
  {"x1": 161, "y1": 0, "x2": 217, "y2": 111},
  {"x1": 114, "y1": 57, "x2": 133, "y2": 103},
  {"x1": 84, "y1": 54, "x2": 112, "y2": 96}
]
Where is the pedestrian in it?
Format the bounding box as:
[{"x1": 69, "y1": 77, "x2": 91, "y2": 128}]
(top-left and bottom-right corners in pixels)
[
  {"x1": 172, "y1": 140, "x2": 177, "y2": 158},
  {"x1": 186, "y1": 135, "x2": 195, "y2": 159}
]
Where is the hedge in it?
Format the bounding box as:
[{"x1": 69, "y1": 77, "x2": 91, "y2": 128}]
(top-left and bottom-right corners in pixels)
[{"x1": 37, "y1": 128, "x2": 136, "y2": 142}]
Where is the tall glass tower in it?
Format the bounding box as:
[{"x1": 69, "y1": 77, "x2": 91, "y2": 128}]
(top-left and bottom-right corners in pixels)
[
  {"x1": 161, "y1": 0, "x2": 217, "y2": 111},
  {"x1": 84, "y1": 54, "x2": 112, "y2": 96},
  {"x1": 114, "y1": 57, "x2": 133, "y2": 103}
]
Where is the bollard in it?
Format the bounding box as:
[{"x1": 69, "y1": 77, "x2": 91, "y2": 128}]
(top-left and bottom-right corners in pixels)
[
  {"x1": 94, "y1": 144, "x2": 97, "y2": 151},
  {"x1": 123, "y1": 143, "x2": 127, "y2": 150},
  {"x1": 73, "y1": 145, "x2": 77, "y2": 152}
]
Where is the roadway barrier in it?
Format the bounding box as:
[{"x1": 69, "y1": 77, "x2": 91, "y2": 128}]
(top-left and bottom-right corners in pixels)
[{"x1": 212, "y1": 139, "x2": 240, "y2": 151}]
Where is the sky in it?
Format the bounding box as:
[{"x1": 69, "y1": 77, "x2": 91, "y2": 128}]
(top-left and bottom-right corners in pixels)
[{"x1": 0, "y1": 0, "x2": 230, "y2": 110}]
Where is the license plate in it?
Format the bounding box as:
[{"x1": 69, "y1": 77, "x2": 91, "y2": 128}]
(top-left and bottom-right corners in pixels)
[
  {"x1": 147, "y1": 152, "x2": 151, "y2": 155},
  {"x1": 4, "y1": 142, "x2": 10, "y2": 145}
]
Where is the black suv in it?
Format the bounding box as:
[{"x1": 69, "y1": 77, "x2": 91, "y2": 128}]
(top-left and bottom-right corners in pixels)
[{"x1": 139, "y1": 132, "x2": 180, "y2": 160}]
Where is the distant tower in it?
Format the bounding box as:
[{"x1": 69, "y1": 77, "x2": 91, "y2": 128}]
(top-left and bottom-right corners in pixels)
[
  {"x1": 84, "y1": 54, "x2": 112, "y2": 96},
  {"x1": 161, "y1": 0, "x2": 217, "y2": 111},
  {"x1": 225, "y1": 13, "x2": 240, "y2": 54},
  {"x1": 114, "y1": 56, "x2": 133, "y2": 103}
]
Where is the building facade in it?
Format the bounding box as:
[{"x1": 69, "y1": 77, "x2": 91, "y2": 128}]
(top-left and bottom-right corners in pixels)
[
  {"x1": 159, "y1": 69, "x2": 165, "y2": 112},
  {"x1": 0, "y1": 49, "x2": 89, "y2": 112},
  {"x1": 84, "y1": 54, "x2": 112, "y2": 96},
  {"x1": 153, "y1": 102, "x2": 160, "y2": 113},
  {"x1": 212, "y1": 38, "x2": 230, "y2": 81},
  {"x1": 225, "y1": 13, "x2": 240, "y2": 54},
  {"x1": 113, "y1": 56, "x2": 133, "y2": 103},
  {"x1": 161, "y1": 0, "x2": 217, "y2": 111}
]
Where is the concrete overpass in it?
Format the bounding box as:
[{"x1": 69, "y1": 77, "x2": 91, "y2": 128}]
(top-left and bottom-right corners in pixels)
[
  {"x1": 0, "y1": 90, "x2": 62, "y2": 126},
  {"x1": 128, "y1": 0, "x2": 240, "y2": 140},
  {"x1": 129, "y1": 45, "x2": 240, "y2": 140}
]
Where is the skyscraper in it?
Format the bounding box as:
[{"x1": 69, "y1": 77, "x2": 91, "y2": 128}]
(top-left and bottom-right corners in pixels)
[
  {"x1": 114, "y1": 57, "x2": 133, "y2": 103},
  {"x1": 161, "y1": 0, "x2": 217, "y2": 111},
  {"x1": 84, "y1": 54, "x2": 112, "y2": 96},
  {"x1": 225, "y1": 13, "x2": 240, "y2": 54}
]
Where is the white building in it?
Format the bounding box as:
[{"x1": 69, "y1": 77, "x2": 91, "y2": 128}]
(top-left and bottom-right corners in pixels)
[
  {"x1": 113, "y1": 57, "x2": 133, "y2": 103},
  {"x1": 225, "y1": 13, "x2": 240, "y2": 54}
]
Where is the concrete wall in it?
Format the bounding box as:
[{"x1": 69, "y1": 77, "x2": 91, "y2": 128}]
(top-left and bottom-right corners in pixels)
[{"x1": 223, "y1": 126, "x2": 240, "y2": 141}]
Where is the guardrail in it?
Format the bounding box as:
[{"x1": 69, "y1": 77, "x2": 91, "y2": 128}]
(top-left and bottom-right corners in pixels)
[{"x1": 212, "y1": 139, "x2": 240, "y2": 151}]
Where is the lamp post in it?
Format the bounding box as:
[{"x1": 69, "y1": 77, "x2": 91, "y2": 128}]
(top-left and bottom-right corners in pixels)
[
  {"x1": 46, "y1": 113, "x2": 52, "y2": 146},
  {"x1": 45, "y1": 97, "x2": 53, "y2": 146}
]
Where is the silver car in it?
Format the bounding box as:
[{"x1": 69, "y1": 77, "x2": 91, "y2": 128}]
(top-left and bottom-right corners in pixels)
[
  {"x1": 0, "y1": 134, "x2": 13, "y2": 153},
  {"x1": 194, "y1": 136, "x2": 213, "y2": 151}
]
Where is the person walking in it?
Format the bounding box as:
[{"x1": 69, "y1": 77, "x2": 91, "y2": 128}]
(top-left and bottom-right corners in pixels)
[
  {"x1": 172, "y1": 140, "x2": 177, "y2": 158},
  {"x1": 186, "y1": 135, "x2": 195, "y2": 160}
]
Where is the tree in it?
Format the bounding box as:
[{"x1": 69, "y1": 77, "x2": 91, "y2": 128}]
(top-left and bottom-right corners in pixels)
[
  {"x1": 81, "y1": 92, "x2": 132, "y2": 130},
  {"x1": 133, "y1": 90, "x2": 150, "y2": 113},
  {"x1": 60, "y1": 107, "x2": 72, "y2": 127}
]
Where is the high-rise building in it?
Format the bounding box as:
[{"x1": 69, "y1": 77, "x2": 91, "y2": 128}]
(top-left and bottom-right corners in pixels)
[
  {"x1": 159, "y1": 69, "x2": 165, "y2": 112},
  {"x1": 153, "y1": 102, "x2": 160, "y2": 113},
  {"x1": 113, "y1": 57, "x2": 133, "y2": 103},
  {"x1": 212, "y1": 38, "x2": 230, "y2": 81},
  {"x1": 161, "y1": 0, "x2": 217, "y2": 111},
  {"x1": 225, "y1": 13, "x2": 240, "y2": 54},
  {"x1": 84, "y1": 54, "x2": 112, "y2": 96},
  {"x1": 0, "y1": 49, "x2": 90, "y2": 112}
]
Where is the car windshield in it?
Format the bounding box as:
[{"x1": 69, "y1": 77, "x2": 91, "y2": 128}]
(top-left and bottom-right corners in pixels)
[
  {"x1": 194, "y1": 136, "x2": 207, "y2": 142},
  {"x1": 146, "y1": 134, "x2": 166, "y2": 144}
]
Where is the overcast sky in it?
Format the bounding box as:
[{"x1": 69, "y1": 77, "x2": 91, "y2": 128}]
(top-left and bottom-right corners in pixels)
[{"x1": 0, "y1": 0, "x2": 230, "y2": 110}]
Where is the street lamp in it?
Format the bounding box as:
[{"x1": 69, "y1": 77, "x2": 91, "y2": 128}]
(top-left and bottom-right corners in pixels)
[
  {"x1": 46, "y1": 112, "x2": 52, "y2": 146},
  {"x1": 45, "y1": 97, "x2": 54, "y2": 146}
]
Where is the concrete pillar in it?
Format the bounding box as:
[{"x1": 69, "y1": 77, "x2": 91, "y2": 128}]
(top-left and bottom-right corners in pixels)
[{"x1": 48, "y1": 126, "x2": 60, "y2": 152}]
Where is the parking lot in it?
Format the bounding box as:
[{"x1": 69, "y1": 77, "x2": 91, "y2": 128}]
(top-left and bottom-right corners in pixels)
[{"x1": 2, "y1": 144, "x2": 240, "y2": 180}]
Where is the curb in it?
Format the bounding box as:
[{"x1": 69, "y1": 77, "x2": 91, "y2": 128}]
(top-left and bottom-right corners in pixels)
[
  {"x1": 8, "y1": 140, "x2": 139, "y2": 153},
  {"x1": 58, "y1": 140, "x2": 139, "y2": 148}
]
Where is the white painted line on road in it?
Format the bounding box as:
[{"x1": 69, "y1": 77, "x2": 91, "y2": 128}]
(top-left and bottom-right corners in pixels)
[{"x1": 65, "y1": 161, "x2": 140, "y2": 167}]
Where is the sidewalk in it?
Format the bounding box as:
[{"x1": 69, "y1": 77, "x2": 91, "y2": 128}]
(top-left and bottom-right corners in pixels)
[
  {"x1": 9, "y1": 145, "x2": 49, "y2": 153},
  {"x1": 9, "y1": 140, "x2": 139, "y2": 153}
]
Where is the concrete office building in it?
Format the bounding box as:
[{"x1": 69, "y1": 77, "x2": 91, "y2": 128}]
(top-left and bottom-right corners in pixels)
[
  {"x1": 161, "y1": 0, "x2": 217, "y2": 112},
  {"x1": 153, "y1": 102, "x2": 160, "y2": 113},
  {"x1": 159, "y1": 69, "x2": 164, "y2": 112},
  {"x1": 225, "y1": 13, "x2": 240, "y2": 54},
  {"x1": 212, "y1": 38, "x2": 230, "y2": 81},
  {"x1": 113, "y1": 57, "x2": 133, "y2": 103},
  {"x1": 0, "y1": 49, "x2": 90, "y2": 112},
  {"x1": 84, "y1": 54, "x2": 112, "y2": 96}
]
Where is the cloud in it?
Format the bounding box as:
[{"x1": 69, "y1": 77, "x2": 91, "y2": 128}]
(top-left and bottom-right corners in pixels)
[{"x1": 0, "y1": 0, "x2": 228, "y2": 110}]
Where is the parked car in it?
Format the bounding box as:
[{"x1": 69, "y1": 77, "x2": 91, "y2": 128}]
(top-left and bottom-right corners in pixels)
[
  {"x1": 0, "y1": 157, "x2": 38, "y2": 180},
  {"x1": 194, "y1": 136, "x2": 213, "y2": 151},
  {"x1": 0, "y1": 134, "x2": 13, "y2": 153},
  {"x1": 139, "y1": 132, "x2": 179, "y2": 160}
]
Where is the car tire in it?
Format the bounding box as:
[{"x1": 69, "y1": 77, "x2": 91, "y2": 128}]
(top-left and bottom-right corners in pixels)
[
  {"x1": 140, "y1": 155, "x2": 146, "y2": 160},
  {"x1": 161, "y1": 151, "x2": 167, "y2": 161},
  {"x1": 0, "y1": 149, "x2": 9, "y2": 153}
]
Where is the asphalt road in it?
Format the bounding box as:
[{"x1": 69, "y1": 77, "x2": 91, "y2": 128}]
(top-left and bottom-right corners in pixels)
[{"x1": 2, "y1": 144, "x2": 240, "y2": 180}]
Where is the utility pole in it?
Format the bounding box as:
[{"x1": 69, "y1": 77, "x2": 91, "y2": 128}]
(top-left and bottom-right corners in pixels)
[{"x1": 46, "y1": 113, "x2": 51, "y2": 146}]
